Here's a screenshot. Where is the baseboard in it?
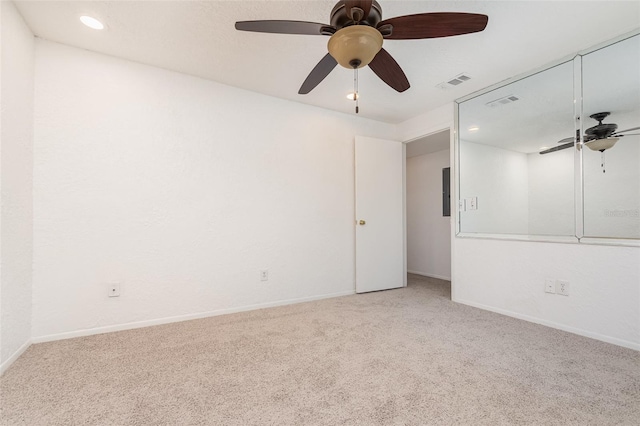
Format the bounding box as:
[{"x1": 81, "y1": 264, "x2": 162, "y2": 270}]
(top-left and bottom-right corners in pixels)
[
  {"x1": 407, "y1": 270, "x2": 451, "y2": 281},
  {"x1": 32, "y1": 290, "x2": 355, "y2": 344},
  {"x1": 0, "y1": 339, "x2": 31, "y2": 376},
  {"x1": 453, "y1": 298, "x2": 640, "y2": 351}
]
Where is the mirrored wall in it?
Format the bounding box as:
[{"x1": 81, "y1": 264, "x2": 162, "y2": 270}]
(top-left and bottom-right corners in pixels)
[
  {"x1": 456, "y1": 32, "x2": 640, "y2": 242},
  {"x1": 582, "y1": 35, "x2": 640, "y2": 239}
]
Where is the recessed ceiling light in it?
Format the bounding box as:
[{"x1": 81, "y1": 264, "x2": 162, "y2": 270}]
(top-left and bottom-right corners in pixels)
[
  {"x1": 468, "y1": 126, "x2": 479, "y2": 132},
  {"x1": 346, "y1": 92, "x2": 358, "y2": 100},
  {"x1": 80, "y1": 15, "x2": 104, "y2": 30},
  {"x1": 539, "y1": 146, "x2": 549, "y2": 151}
]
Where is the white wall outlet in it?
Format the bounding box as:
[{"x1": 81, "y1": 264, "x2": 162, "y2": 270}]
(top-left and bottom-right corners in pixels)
[
  {"x1": 556, "y1": 280, "x2": 570, "y2": 296},
  {"x1": 545, "y1": 279, "x2": 556, "y2": 294},
  {"x1": 108, "y1": 283, "x2": 121, "y2": 297},
  {"x1": 260, "y1": 270, "x2": 269, "y2": 281}
]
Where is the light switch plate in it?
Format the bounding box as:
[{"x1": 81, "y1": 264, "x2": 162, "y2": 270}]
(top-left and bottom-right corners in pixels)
[
  {"x1": 545, "y1": 279, "x2": 556, "y2": 294},
  {"x1": 469, "y1": 197, "x2": 478, "y2": 210}
]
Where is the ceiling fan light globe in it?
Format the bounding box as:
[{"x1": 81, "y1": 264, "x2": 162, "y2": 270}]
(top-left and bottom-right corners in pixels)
[
  {"x1": 586, "y1": 137, "x2": 619, "y2": 152},
  {"x1": 327, "y1": 26, "x2": 383, "y2": 69}
]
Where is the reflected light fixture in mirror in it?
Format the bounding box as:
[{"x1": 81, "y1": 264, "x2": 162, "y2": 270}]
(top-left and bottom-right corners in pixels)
[{"x1": 585, "y1": 137, "x2": 619, "y2": 151}]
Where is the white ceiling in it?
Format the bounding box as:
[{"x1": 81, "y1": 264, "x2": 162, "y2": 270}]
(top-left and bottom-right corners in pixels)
[
  {"x1": 406, "y1": 130, "x2": 449, "y2": 157},
  {"x1": 14, "y1": 1, "x2": 640, "y2": 124}
]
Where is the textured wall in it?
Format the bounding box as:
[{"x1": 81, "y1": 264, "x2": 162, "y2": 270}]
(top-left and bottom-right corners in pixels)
[
  {"x1": 406, "y1": 149, "x2": 451, "y2": 280},
  {"x1": 0, "y1": 1, "x2": 34, "y2": 370},
  {"x1": 32, "y1": 40, "x2": 397, "y2": 340},
  {"x1": 454, "y1": 238, "x2": 640, "y2": 348}
]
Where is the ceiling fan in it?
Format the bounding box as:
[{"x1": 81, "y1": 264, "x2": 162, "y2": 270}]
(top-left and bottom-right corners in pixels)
[
  {"x1": 235, "y1": 0, "x2": 489, "y2": 106},
  {"x1": 540, "y1": 112, "x2": 640, "y2": 155}
]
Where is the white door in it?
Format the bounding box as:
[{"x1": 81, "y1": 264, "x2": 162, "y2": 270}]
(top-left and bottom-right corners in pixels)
[{"x1": 355, "y1": 136, "x2": 405, "y2": 293}]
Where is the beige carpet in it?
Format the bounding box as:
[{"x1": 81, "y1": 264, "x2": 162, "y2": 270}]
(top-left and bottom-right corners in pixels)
[{"x1": 1, "y1": 274, "x2": 639, "y2": 425}]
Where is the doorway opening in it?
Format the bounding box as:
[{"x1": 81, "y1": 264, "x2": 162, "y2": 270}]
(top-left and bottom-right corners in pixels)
[{"x1": 405, "y1": 129, "x2": 452, "y2": 298}]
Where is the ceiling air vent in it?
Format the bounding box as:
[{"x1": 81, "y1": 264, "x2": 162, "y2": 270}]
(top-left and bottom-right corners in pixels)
[
  {"x1": 436, "y1": 73, "x2": 471, "y2": 90},
  {"x1": 485, "y1": 95, "x2": 520, "y2": 108},
  {"x1": 447, "y1": 74, "x2": 471, "y2": 85}
]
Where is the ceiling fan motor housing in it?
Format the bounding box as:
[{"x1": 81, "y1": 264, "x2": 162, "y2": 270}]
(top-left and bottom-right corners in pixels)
[
  {"x1": 585, "y1": 123, "x2": 618, "y2": 138},
  {"x1": 330, "y1": 1, "x2": 383, "y2": 29},
  {"x1": 586, "y1": 112, "x2": 618, "y2": 139}
]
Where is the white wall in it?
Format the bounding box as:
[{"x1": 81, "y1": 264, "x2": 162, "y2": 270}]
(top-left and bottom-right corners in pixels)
[
  {"x1": 459, "y1": 140, "x2": 529, "y2": 235},
  {"x1": 454, "y1": 238, "x2": 640, "y2": 348},
  {"x1": 527, "y1": 148, "x2": 574, "y2": 236},
  {"x1": 406, "y1": 149, "x2": 451, "y2": 280},
  {"x1": 399, "y1": 103, "x2": 640, "y2": 350},
  {"x1": 0, "y1": 1, "x2": 34, "y2": 372},
  {"x1": 399, "y1": 104, "x2": 453, "y2": 143},
  {"x1": 32, "y1": 40, "x2": 397, "y2": 341}
]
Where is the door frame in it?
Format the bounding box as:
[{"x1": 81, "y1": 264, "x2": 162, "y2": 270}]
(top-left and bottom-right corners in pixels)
[{"x1": 402, "y1": 126, "x2": 454, "y2": 297}]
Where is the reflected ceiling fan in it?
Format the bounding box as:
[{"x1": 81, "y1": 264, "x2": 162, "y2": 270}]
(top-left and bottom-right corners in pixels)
[
  {"x1": 540, "y1": 112, "x2": 640, "y2": 155},
  {"x1": 235, "y1": 0, "x2": 488, "y2": 112}
]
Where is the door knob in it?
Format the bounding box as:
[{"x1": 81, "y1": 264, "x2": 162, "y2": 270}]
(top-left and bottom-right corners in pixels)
[{"x1": 359, "y1": 220, "x2": 366, "y2": 225}]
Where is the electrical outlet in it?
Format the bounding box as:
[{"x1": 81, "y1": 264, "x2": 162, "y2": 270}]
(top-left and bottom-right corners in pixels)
[
  {"x1": 556, "y1": 280, "x2": 570, "y2": 296},
  {"x1": 108, "y1": 283, "x2": 120, "y2": 297},
  {"x1": 260, "y1": 270, "x2": 269, "y2": 282},
  {"x1": 545, "y1": 279, "x2": 556, "y2": 294}
]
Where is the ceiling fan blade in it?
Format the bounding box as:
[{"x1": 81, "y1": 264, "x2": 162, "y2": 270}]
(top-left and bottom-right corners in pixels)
[
  {"x1": 378, "y1": 13, "x2": 488, "y2": 40},
  {"x1": 540, "y1": 142, "x2": 574, "y2": 155},
  {"x1": 235, "y1": 20, "x2": 332, "y2": 36},
  {"x1": 613, "y1": 126, "x2": 640, "y2": 135},
  {"x1": 298, "y1": 53, "x2": 338, "y2": 94},
  {"x1": 344, "y1": 0, "x2": 372, "y2": 22},
  {"x1": 368, "y1": 48, "x2": 410, "y2": 92},
  {"x1": 619, "y1": 133, "x2": 640, "y2": 137},
  {"x1": 557, "y1": 137, "x2": 574, "y2": 144}
]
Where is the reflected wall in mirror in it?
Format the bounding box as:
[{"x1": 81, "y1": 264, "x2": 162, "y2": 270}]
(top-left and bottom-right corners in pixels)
[
  {"x1": 458, "y1": 60, "x2": 575, "y2": 236},
  {"x1": 582, "y1": 34, "x2": 640, "y2": 239}
]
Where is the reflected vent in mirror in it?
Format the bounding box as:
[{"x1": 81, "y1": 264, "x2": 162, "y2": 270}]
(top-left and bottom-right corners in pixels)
[{"x1": 485, "y1": 95, "x2": 520, "y2": 108}]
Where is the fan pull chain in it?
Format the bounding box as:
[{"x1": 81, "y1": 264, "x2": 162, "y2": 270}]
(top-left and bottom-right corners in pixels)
[
  {"x1": 601, "y1": 151, "x2": 606, "y2": 173},
  {"x1": 353, "y1": 67, "x2": 359, "y2": 114}
]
